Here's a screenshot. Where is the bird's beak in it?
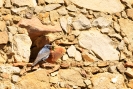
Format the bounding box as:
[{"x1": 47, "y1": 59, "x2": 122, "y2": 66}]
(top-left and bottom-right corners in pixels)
[{"x1": 48, "y1": 45, "x2": 54, "y2": 50}]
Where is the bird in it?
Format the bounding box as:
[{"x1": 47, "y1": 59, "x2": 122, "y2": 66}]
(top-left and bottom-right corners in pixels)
[{"x1": 32, "y1": 44, "x2": 53, "y2": 68}]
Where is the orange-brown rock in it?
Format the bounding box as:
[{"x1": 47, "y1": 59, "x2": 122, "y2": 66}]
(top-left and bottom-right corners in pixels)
[
  {"x1": 46, "y1": 46, "x2": 66, "y2": 63},
  {"x1": 18, "y1": 17, "x2": 62, "y2": 42}
]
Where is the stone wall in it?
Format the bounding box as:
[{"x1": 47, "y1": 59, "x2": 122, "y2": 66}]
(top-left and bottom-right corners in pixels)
[{"x1": 0, "y1": 0, "x2": 133, "y2": 89}]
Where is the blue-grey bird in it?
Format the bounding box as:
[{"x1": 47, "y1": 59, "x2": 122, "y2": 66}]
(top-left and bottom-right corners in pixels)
[{"x1": 32, "y1": 44, "x2": 52, "y2": 67}]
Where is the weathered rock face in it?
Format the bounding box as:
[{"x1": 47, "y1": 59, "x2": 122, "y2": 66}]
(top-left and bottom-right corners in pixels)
[
  {"x1": 5, "y1": 0, "x2": 12, "y2": 8},
  {"x1": 11, "y1": 0, "x2": 37, "y2": 7},
  {"x1": 72, "y1": 14, "x2": 91, "y2": 30},
  {"x1": 44, "y1": 4, "x2": 61, "y2": 11},
  {"x1": 45, "y1": 0, "x2": 64, "y2": 4},
  {"x1": 13, "y1": 34, "x2": 32, "y2": 62},
  {"x1": 126, "y1": 8, "x2": 133, "y2": 20},
  {"x1": 0, "y1": 0, "x2": 4, "y2": 7},
  {"x1": 0, "y1": 65, "x2": 20, "y2": 74},
  {"x1": 16, "y1": 69, "x2": 50, "y2": 89},
  {"x1": 91, "y1": 72, "x2": 126, "y2": 89},
  {"x1": 0, "y1": 21, "x2": 6, "y2": 31},
  {"x1": 119, "y1": 18, "x2": 133, "y2": 50},
  {"x1": 0, "y1": 31, "x2": 8, "y2": 44},
  {"x1": 0, "y1": 50, "x2": 7, "y2": 63},
  {"x1": 92, "y1": 17, "x2": 112, "y2": 27},
  {"x1": 18, "y1": 17, "x2": 62, "y2": 42},
  {"x1": 67, "y1": 45, "x2": 76, "y2": 57},
  {"x1": 70, "y1": 0, "x2": 124, "y2": 13},
  {"x1": 60, "y1": 16, "x2": 68, "y2": 33},
  {"x1": 59, "y1": 68, "x2": 85, "y2": 87},
  {"x1": 78, "y1": 29, "x2": 119, "y2": 61},
  {"x1": 0, "y1": 0, "x2": 133, "y2": 89}
]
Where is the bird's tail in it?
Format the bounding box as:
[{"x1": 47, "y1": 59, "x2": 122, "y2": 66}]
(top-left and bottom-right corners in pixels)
[{"x1": 32, "y1": 59, "x2": 41, "y2": 67}]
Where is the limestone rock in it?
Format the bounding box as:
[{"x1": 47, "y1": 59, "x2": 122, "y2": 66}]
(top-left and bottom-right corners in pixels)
[
  {"x1": 101, "y1": 28, "x2": 110, "y2": 34},
  {"x1": 50, "y1": 76, "x2": 59, "y2": 83},
  {"x1": 0, "y1": 0, "x2": 4, "y2": 7},
  {"x1": 50, "y1": 10, "x2": 59, "y2": 23},
  {"x1": 108, "y1": 66, "x2": 118, "y2": 73},
  {"x1": 67, "y1": 17, "x2": 73, "y2": 25},
  {"x1": 71, "y1": 30, "x2": 80, "y2": 37},
  {"x1": 118, "y1": 40, "x2": 125, "y2": 51},
  {"x1": 67, "y1": 45, "x2": 76, "y2": 57},
  {"x1": 37, "y1": 0, "x2": 45, "y2": 5},
  {"x1": 62, "y1": 54, "x2": 69, "y2": 61},
  {"x1": 16, "y1": 69, "x2": 50, "y2": 89},
  {"x1": 59, "y1": 68, "x2": 85, "y2": 86},
  {"x1": 57, "y1": 7, "x2": 68, "y2": 15},
  {"x1": 0, "y1": 65, "x2": 20, "y2": 74},
  {"x1": 60, "y1": 17, "x2": 68, "y2": 33},
  {"x1": 5, "y1": 0, "x2": 12, "y2": 8},
  {"x1": 44, "y1": 4, "x2": 61, "y2": 11},
  {"x1": 121, "y1": 11, "x2": 127, "y2": 18},
  {"x1": 2, "y1": 14, "x2": 13, "y2": 21},
  {"x1": 60, "y1": 61, "x2": 69, "y2": 68},
  {"x1": 45, "y1": 0, "x2": 64, "y2": 3},
  {"x1": 82, "y1": 52, "x2": 96, "y2": 62},
  {"x1": 12, "y1": 75, "x2": 20, "y2": 83},
  {"x1": 0, "y1": 21, "x2": 6, "y2": 31},
  {"x1": 7, "y1": 26, "x2": 18, "y2": 35},
  {"x1": 126, "y1": 8, "x2": 133, "y2": 20},
  {"x1": 109, "y1": 33, "x2": 122, "y2": 40},
  {"x1": 84, "y1": 79, "x2": 91, "y2": 86},
  {"x1": 97, "y1": 61, "x2": 109, "y2": 67},
  {"x1": 116, "y1": 62, "x2": 126, "y2": 73},
  {"x1": 92, "y1": 17, "x2": 112, "y2": 27},
  {"x1": 75, "y1": 50, "x2": 82, "y2": 61},
  {"x1": 91, "y1": 72, "x2": 126, "y2": 89},
  {"x1": 120, "y1": 51, "x2": 126, "y2": 60},
  {"x1": 0, "y1": 50, "x2": 7, "y2": 63},
  {"x1": 113, "y1": 22, "x2": 120, "y2": 32},
  {"x1": 0, "y1": 8, "x2": 11, "y2": 15},
  {"x1": 45, "y1": 33, "x2": 62, "y2": 43},
  {"x1": 17, "y1": 27, "x2": 28, "y2": 34},
  {"x1": 34, "y1": 6, "x2": 44, "y2": 13},
  {"x1": 121, "y1": 0, "x2": 133, "y2": 8},
  {"x1": 78, "y1": 29, "x2": 119, "y2": 61},
  {"x1": 67, "y1": 5, "x2": 77, "y2": 12},
  {"x1": 125, "y1": 68, "x2": 133, "y2": 78},
  {"x1": 70, "y1": 0, "x2": 124, "y2": 13},
  {"x1": 0, "y1": 81, "x2": 15, "y2": 89},
  {"x1": 11, "y1": 0, "x2": 37, "y2": 7},
  {"x1": 0, "y1": 31, "x2": 8, "y2": 44},
  {"x1": 11, "y1": 7, "x2": 27, "y2": 14},
  {"x1": 72, "y1": 14, "x2": 91, "y2": 30},
  {"x1": 13, "y1": 34, "x2": 32, "y2": 62},
  {"x1": 119, "y1": 18, "x2": 133, "y2": 50},
  {"x1": 128, "y1": 79, "x2": 133, "y2": 89}
]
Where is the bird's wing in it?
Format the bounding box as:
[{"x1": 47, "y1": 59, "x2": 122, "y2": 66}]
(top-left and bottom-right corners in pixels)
[{"x1": 32, "y1": 48, "x2": 50, "y2": 67}]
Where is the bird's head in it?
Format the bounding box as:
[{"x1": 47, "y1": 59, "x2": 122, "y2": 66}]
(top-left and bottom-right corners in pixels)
[{"x1": 44, "y1": 44, "x2": 54, "y2": 49}]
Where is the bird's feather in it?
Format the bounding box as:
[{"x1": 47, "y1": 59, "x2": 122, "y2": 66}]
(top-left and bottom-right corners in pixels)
[{"x1": 32, "y1": 47, "x2": 50, "y2": 67}]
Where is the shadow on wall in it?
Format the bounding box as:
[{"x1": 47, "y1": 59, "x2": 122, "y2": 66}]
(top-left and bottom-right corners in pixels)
[{"x1": 30, "y1": 35, "x2": 50, "y2": 62}]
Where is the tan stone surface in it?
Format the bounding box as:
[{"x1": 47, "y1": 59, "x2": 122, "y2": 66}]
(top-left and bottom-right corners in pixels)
[
  {"x1": 119, "y1": 18, "x2": 133, "y2": 50},
  {"x1": 16, "y1": 69, "x2": 50, "y2": 89},
  {"x1": 70, "y1": 0, "x2": 124, "y2": 13},
  {"x1": 0, "y1": 31, "x2": 8, "y2": 44}
]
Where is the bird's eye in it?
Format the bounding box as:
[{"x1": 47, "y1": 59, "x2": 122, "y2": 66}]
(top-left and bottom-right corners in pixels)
[{"x1": 52, "y1": 46, "x2": 54, "y2": 50}]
